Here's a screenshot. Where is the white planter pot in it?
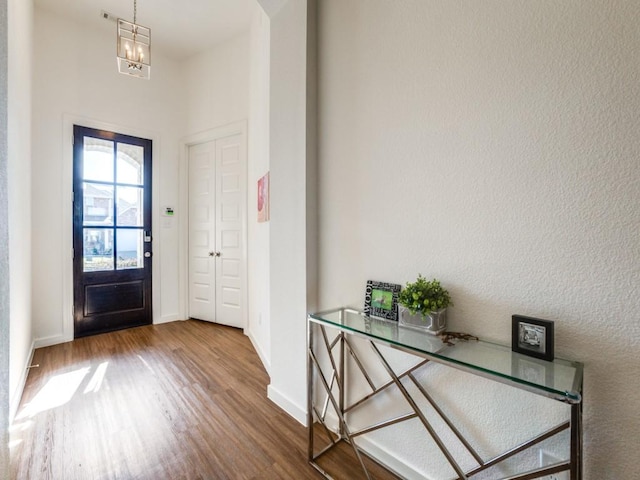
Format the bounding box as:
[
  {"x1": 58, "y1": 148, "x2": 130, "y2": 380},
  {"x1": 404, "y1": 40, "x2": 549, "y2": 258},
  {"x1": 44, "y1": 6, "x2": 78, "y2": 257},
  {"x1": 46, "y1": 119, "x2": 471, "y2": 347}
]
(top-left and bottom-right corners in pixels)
[{"x1": 399, "y1": 306, "x2": 447, "y2": 335}]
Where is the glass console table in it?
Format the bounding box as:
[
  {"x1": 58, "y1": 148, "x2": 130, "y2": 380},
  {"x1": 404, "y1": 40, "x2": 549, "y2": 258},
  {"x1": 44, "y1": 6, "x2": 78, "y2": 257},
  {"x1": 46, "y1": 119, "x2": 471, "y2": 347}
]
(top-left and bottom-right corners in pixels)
[{"x1": 307, "y1": 307, "x2": 583, "y2": 480}]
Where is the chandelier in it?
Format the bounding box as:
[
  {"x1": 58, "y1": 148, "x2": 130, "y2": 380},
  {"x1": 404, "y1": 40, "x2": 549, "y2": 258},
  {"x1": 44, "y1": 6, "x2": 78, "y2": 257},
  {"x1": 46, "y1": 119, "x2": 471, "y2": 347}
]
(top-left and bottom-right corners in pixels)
[{"x1": 116, "y1": 0, "x2": 151, "y2": 79}]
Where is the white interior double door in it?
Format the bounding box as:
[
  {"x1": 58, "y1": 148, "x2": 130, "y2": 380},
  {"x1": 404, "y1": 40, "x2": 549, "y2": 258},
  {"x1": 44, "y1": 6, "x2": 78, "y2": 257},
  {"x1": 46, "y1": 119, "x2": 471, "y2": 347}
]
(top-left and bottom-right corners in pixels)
[{"x1": 188, "y1": 132, "x2": 246, "y2": 329}]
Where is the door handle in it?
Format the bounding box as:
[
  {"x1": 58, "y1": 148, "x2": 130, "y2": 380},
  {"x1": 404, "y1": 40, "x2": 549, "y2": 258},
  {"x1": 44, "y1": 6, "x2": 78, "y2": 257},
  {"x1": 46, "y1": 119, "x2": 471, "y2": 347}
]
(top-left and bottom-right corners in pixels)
[{"x1": 209, "y1": 251, "x2": 222, "y2": 257}]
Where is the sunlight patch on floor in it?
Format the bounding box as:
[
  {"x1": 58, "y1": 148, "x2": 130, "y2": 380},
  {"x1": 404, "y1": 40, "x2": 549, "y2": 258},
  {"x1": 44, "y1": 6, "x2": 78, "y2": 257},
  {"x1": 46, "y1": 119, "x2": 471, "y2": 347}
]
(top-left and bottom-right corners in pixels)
[
  {"x1": 9, "y1": 419, "x2": 33, "y2": 433},
  {"x1": 8, "y1": 438, "x2": 22, "y2": 449},
  {"x1": 83, "y1": 362, "x2": 109, "y2": 394},
  {"x1": 137, "y1": 354, "x2": 155, "y2": 374},
  {"x1": 15, "y1": 367, "x2": 90, "y2": 420}
]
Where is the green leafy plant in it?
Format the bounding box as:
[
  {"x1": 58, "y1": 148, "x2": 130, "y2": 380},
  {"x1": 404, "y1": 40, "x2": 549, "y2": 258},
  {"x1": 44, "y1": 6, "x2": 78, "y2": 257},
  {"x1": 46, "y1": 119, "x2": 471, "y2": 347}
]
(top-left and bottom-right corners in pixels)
[{"x1": 398, "y1": 275, "x2": 452, "y2": 317}]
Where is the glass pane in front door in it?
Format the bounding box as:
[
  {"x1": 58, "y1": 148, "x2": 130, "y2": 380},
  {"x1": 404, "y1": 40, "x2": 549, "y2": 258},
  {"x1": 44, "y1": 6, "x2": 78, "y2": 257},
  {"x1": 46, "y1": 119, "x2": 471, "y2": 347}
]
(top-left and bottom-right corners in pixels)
[
  {"x1": 83, "y1": 138, "x2": 114, "y2": 182},
  {"x1": 116, "y1": 229, "x2": 143, "y2": 270},
  {"x1": 117, "y1": 143, "x2": 144, "y2": 184},
  {"x1": 116, "y1": 186, "x2": 143, "y2": 226},
  {"x1": 83, "y1": 183, "x2": 114, "y2": 226},
  {"x1": 83, "y1": 228, "x2": 114, "y2": 272}
]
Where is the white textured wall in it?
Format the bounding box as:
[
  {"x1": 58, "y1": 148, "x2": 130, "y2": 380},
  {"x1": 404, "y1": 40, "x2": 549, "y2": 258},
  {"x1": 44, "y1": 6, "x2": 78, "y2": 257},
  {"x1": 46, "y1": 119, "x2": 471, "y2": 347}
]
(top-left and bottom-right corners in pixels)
[
  {"x1": 317, "y1": 1, "x2": 640, "y2": 478},
  {"x1": 0, "y1": 0, "x2": 9, "y2": 474},
  {"x1": 184, "y1": 34, "x2": 250, "y2": 135},
  {"x1": 7, "y1": 0, "x2": 32, "y2": 419},
  {"x1": 32, "y1": 8, "x2": 186, "y2": 342},
  {"x1": 247, "y1": 6, "x2": 272, "y2": 369},
  {"x1": 267, "y1": 0, "x2": 309, "y2": 423}
]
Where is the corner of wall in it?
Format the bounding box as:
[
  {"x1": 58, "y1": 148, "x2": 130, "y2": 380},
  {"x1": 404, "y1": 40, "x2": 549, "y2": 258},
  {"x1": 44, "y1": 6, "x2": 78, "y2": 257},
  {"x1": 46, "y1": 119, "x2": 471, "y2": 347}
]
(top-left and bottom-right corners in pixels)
[
  {"x1": 247, "y1": 2, "x2": 272, "y2": 373},
  {"x1": 7, "y1": 0, "x2": 34, "y2": 435},
  {"x1": 246, "y1": 328, "x2": 271, "y2": 373},
  {"x1": 256, "y1": 0, "x2": 289, "y2": 19},
  {"x1": 9, "y1": 340, "x2": 34, "y2": 422},
  {"x1": 267, "y1": 383, "x2": 307, "y2": 426},
  {"x1": 0, "y1": 0, "x2": 10, "y2": 475}
]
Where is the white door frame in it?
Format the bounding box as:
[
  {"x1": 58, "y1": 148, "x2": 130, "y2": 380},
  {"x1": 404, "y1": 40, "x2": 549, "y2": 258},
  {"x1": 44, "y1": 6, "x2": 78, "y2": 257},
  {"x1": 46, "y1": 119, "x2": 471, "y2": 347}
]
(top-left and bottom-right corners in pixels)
[
  {"x1": 58, "y1": 114, "x2": 161, "y2": 348},
  {"x1": 178, "y1": 120, "x2": 248, "y2": 329}
]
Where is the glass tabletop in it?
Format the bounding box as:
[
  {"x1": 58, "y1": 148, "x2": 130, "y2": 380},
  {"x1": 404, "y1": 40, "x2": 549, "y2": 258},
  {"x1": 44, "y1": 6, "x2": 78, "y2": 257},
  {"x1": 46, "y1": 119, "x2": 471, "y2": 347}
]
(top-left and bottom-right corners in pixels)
[{"x1": 308, "y1": 307, "x2": 583, "y2": 403}]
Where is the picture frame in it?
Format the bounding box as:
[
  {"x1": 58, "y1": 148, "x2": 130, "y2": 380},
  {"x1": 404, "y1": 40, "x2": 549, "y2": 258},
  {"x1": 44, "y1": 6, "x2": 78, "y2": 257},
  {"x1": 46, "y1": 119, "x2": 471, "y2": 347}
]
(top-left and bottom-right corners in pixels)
[
  {"x1": 364, "y1": 280, "x2": 401, "y2": 321},
  {"x1": 257, "y1": 172, "x2": 270, "y2": 223},
  {"x1": 512, "y1": 315, "x2": 555, "y2": 361}
]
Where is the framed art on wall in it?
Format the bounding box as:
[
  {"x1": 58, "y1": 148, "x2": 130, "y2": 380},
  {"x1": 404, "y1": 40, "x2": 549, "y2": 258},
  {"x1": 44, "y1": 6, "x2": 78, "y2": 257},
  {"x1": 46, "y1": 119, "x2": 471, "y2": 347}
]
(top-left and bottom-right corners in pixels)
[{"x1": 257, "y1": 172, "x2": 270, "y2": 223}]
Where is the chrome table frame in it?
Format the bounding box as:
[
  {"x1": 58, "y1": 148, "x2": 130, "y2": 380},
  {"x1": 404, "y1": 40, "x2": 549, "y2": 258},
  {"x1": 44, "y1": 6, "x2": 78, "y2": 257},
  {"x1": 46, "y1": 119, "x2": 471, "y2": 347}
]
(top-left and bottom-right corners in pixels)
[{"x1": 307, "y1": 308, "x2": 583, "y2": 480}]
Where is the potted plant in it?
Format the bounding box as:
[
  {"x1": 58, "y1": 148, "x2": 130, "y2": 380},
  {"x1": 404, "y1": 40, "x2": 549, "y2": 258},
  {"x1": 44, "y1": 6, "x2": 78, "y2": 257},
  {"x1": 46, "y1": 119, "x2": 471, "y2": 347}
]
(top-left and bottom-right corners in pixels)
[{"x1": 398, "y1": 275, "x2": 452, "y2": 335}]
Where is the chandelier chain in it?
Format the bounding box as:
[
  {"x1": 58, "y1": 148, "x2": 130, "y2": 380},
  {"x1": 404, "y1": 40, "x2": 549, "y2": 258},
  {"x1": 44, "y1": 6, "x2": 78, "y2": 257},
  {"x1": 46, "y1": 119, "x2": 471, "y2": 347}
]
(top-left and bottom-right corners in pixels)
[{"x1": 133, "y1": 0, "x2": 137, "y2": 24}]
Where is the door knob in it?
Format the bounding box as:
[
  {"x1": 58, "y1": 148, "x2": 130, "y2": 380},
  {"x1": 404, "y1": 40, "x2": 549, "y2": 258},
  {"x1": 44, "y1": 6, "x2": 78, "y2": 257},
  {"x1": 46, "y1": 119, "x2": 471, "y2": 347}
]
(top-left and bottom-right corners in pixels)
[{"x1": 209, "y1": 251, "x2": 222, "y2": 257}]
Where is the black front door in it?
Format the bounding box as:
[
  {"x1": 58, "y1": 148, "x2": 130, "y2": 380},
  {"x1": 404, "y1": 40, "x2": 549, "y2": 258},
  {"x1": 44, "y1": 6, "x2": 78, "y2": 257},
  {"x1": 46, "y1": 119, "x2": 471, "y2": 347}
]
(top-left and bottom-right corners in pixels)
[{"x1": 73, "y1": 125, "x2": 152, "y2": 338}]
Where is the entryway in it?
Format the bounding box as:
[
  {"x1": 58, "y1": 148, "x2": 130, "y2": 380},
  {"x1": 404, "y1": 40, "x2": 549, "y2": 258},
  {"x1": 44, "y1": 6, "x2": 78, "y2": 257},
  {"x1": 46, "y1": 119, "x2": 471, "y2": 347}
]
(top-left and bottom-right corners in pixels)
[{"x1": 72, "y1": 125, "x2": 153, "y2": 337}]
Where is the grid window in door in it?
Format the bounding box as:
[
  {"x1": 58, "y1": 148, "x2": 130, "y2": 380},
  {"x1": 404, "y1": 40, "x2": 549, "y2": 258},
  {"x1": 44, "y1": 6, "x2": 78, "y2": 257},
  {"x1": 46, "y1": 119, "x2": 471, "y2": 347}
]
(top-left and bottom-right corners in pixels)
[{"x1": 81, "y1": 137, "x2": 146, "y2": 272}]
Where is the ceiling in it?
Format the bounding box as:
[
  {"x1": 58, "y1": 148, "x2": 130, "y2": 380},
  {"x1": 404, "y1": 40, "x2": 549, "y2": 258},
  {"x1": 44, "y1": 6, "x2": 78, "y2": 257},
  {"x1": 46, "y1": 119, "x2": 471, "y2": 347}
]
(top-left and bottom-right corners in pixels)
[{"x1": 35, "y1": 0, "x2": 256, "y2": 59}]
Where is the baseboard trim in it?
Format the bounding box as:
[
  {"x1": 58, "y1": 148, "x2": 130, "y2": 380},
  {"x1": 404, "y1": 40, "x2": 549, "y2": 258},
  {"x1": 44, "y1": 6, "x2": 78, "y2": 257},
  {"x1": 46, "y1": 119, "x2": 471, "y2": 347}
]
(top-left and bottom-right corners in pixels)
[
  {"x1": 355, "y1": 436, "x2": 424, "y2": 480},
  {"x1": 318, "y1": 411, "x2": 424, "y2": 479},
  {"x1": 9, "y1": 340, "x2": 35, "y2": 423},
  {"x1": 156, "y1": 315, "x2": 181, "y2": 325},
  {"x1": 34, "y1": 333, "x2": 72, "y2": 349},
  {"x1": 246, "y1": 329, "x2": 271, "y2": 375},
  {"x1": 267, "y1": 384, "x2": 307, "y2": 426}
]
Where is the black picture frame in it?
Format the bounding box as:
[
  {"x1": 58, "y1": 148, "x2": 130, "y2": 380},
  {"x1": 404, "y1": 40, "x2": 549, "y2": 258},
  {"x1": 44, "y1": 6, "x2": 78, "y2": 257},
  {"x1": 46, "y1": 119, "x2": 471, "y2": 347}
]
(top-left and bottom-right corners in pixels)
[
  {"x1": 512, "y1": 315, "x2": 555, "y2": 361},
  {"x1": 364, "y1": 280, "x2": 401, "y2": 321}
]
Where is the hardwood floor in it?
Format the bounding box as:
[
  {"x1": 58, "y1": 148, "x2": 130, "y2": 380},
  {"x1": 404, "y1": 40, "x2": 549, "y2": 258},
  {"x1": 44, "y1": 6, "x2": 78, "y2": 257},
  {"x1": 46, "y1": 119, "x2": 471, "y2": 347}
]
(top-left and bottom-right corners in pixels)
[{"x1": 10, "y1": 321, "x2": 394, "y2": 480}]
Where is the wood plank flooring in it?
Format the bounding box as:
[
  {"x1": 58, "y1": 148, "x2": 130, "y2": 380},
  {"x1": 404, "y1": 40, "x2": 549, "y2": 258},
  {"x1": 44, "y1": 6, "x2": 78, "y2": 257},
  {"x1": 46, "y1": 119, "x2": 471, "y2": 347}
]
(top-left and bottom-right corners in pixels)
[{"x1": 10, "y1": 321, "x2": 394, "y2": 480}]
